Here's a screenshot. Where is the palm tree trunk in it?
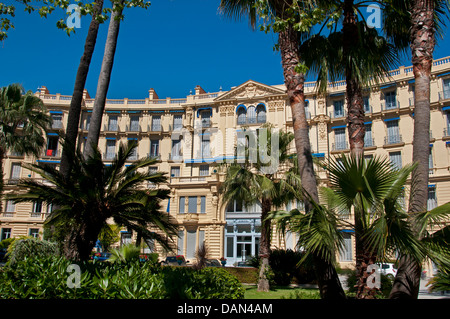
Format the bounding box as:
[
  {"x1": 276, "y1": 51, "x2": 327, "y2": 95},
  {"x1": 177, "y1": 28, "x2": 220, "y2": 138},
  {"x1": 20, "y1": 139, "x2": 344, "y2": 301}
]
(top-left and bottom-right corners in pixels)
[
  {"x1": 60, "y1": 0, "x2": 104, "y2": 178},
  {"x1": 257, "y1": 198, "x2": 272, "y2": 292},
  {"x1": 278, "y1": 25, "x2": 346, "y2": 299},
  {"x1": 0, "y1": 146, "x2": 4, "y2": 214},
  {"x1": 343, "y1": 0, "x2": 365, "y2": 158},
  {"x1": 84, "y1": 2, "x2": 123, "y2": 159},
  {"x1": 390, "y1": 0, "x2": 435, "y2": 299}
]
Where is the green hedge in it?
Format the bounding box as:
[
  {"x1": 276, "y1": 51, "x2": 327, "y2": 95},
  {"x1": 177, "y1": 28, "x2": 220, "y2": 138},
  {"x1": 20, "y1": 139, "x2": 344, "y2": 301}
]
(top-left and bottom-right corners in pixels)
[
  {"x1": 222, "y1": 267, "x2": 259, "y2": 283},
  {"x1": 0, "y1": 256, "x2": 245, "y2": 299}
]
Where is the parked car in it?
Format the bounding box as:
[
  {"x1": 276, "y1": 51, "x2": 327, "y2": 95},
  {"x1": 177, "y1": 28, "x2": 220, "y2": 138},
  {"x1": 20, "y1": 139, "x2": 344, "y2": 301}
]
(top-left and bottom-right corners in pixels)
[
  {"x1": 161, "y1": 255, "x2": 189, "y2": 266},
  {"x1": 376, "y1": 263, "x2": 397, "y2": 278}
]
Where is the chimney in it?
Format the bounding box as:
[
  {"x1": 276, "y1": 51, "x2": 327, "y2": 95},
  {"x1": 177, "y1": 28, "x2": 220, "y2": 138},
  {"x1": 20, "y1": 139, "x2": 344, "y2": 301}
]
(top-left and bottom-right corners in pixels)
[
  {"x1": 149, "y1": 88, "x2": 159, "y2": 100},
  {"x1": 195, "y1": 85, "x2": 206, "y2": 95},
  {"x1": 39, "y1": 86, "x2": 49, "y2": 95}
]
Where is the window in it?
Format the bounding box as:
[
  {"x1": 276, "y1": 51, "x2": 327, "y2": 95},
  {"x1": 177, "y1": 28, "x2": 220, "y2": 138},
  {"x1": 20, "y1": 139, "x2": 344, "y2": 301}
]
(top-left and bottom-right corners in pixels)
[
  {"x1": 150, "y1": 140, "x2": 160, "y2": 158},
  {"x1": 128, "y1": 139, "x2": 138, "y2": 160},
  {"x1": 237, "y1": 106, "x2": 246, "y2": 125},
  {"x1": 173, "y1": 115, "x2": 183, "y2": 130},
  {"x1": 1, "y1": 228, "x2": 11, "y2": 241},
  {"x1": 334, "y1": 100, "x2": 345, "y2": 118},
  {"x1": 171, "y1": 139, "x2": 182, "y2": 160},
  {"x1": 364, "y1": 124, "x2": 373, "y2": 147},
  {"x1": 201, "y1": 139, "x2": 210, "y2": 159},
  {"x1": 31, "y1": 201, "x2": 42, "y2": 218},
  {"x1": 108, "y1": 115, "x2": 118, "y2": 131},
  {"x1": 443, "y1": 78, "x2": 450, "y2": 99},
  {"x1": 105, "y1": 139, "x2": 116, "y2": 160},
  {"x1": 179, "y1": 197, "x2": 185, "y2": 214},
  {"x1": 428, "y1": 185, "x2": 437, "y2": 211},
  {"x1": 200, "y1": 110, "x2": 211, "y2": 128},
  {"x1": 177, "y1": 230, "x2": 184, "y2": 255},
  {"x1": 334, "y1": 128, "x2": 347, "y2": 150},
  {"x1": 199, "y1": 165, "x2": 209, "y2": 176},
  {"x1": 186, "y1": 229, "x2": 197, "y2": 259},
  {"x1": 340, "y1": 232, "x2": 353, "y2": 262},
  {"x1": 51, "y1": 113, "x2": 63, "y2": 129},
  {"x1": 200, "y1": 196, "x2": 206, "y2": 214},
  {"x1": 85, "y1": 114, "x2": 91, "y2": 130},
  {"x1": 10, "y1": 163, "x2": 21, "y2": 181},
  {"x1": 151, "y1": 115, "x2": 161, "y2": 131},
  {"x1": 256, "y1": 104, "x2": 266, "y2": 123},
  {"x1": 171, "y1": 166, "x2": 180, "y2": 177},
  {"x1": 46, "y1": 135, "x2": 59, "y2": 157},
  {"x1": 5, "y1": 200, "x2": 15, "y2": 216},
  {"x1": 247, "y1": 105, "x2": 256, "y2": 124},
  {"x1": 188, "y1": 196, "x2": 197, "y2": 213},
  {"x1": 384, "y1": 91, "x2": 397, "y2": 109},
  {"x1": 148, "y1": 167, "x2": 158, "y2": 188},
  {"x1": 429, "y1": 145, "x2": 434, "y2": 174},
  {"x1": 29, "y1": 229, "x2": 39, "y2": 238},
  {"x1": 363, "y1": 96, "x2": 371, "y2": 113},
  {"x1": 389, "y1": 151, "x2": 402, "y2": 170},
  {"x1": 226, "y1": 200, "x2": 243, "y2": 213},
  {"x1": 129, "y1": 116, "x2": 140, "y2": 132},
  {"x1": 386, "y1": 120, "x2": 401, "y2": 144}
]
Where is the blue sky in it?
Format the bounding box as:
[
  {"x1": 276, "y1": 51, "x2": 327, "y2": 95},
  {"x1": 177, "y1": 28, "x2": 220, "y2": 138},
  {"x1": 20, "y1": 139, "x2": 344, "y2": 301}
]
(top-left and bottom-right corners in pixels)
[{"x1": 1, "y1": 0, "x2": 450, "y2": 99}]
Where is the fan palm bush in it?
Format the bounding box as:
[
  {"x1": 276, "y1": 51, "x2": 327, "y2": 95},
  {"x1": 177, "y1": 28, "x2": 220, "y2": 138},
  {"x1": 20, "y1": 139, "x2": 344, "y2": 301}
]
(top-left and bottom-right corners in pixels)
[{"x1": 10, "y1": 140, "x2": 178, "y2": 261}]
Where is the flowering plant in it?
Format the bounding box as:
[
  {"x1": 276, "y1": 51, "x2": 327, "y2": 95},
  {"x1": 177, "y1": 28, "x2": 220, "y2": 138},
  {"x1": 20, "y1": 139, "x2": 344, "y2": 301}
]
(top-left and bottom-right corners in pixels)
[
  {"x1": 176, "y1": 255, "x2": 184, "y2": 261},
  {"x1": 220, "y1": 257, "x2": 227, "y2": 261}
]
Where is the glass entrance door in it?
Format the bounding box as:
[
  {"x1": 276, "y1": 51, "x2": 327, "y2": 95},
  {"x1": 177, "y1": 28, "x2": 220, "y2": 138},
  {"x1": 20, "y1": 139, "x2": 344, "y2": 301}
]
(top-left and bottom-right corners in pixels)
[{"x1": 237, "y1": 236, "x2": 252, "y2": 261}]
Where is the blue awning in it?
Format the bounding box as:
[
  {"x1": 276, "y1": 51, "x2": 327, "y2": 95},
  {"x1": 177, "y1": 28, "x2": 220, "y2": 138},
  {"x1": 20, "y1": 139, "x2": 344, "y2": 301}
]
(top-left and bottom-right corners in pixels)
[
  {"x1": 340, "y1": 229, "x2": 355, "y2": 233},
  {"x1": 47, "y1": 133, "x2": 59, "y2": 136},
  {"x1": 380, "y1": 83, "x2": 396, "y2": 90},
  {"x1": 127, "y1": 110, "x2": 142, "y2": 114},
  {"x1": 329, "y1": 92, "x2": 345, "y2": 97},
  {"x1": 49, "y1": 111, "x2": 63, "y2": 114},
  {"x1": 364, "y1": 121, "x2": 372, "y2": 125},
  {"x1": 236, "y1": 104, "x2": 246, "y2": 113},
  {"x1": 106, "y1": 110, "x2": 121, "y2": 114},
  {"x1": 105, "y1": 137, "x2": 116, "y2": 140},
  {"x1": 442, "y1": 106, "x2": 450, "y2": 111},
  {"x1": 312, "y1": 153, "x2": 325, "y2": 158},
  {"x1": 428, "y1": 184, "x2": 436, "y2": 188},
  {"x1": 127, "y1": 137, "x2": 138, "y2": 140},
  {"x1": 383, "y1": 117, "x2": 400, "y2": 122},
  {"x1": 438, "y1": 71, "x2": 450, "y2": 77},
  {"x1": 331, "y1": 125, "x2": 346, "y2": 129},
  {"x1": 169, "y1": 110, "x2": 185, "y2": 113},
  {"x1": 37, "y1": 160, "x2": 60, "y2": 164},
  {"x1": 166, "y1": 198, "x2": 170, "y2": 213}
]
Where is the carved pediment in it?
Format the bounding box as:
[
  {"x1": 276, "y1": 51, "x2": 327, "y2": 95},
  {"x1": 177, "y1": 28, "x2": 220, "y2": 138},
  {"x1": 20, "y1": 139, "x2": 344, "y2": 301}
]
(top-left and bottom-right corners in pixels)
[{"x1": 214, "y1": 80, "x2": 286, "y2": 102}]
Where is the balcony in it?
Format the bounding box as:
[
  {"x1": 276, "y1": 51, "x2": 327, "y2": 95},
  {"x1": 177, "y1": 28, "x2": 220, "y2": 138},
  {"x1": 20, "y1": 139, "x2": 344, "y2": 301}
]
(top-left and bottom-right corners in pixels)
[
  {"x1": 329, "y1": 110, "x2": 347, "y2": 119},
  {"x1": 169, "y1": 124, "x2": 184, "y2": 131},
  {"x1": 381, "y1": 101, "x2": 400, "y2": 111},
  {"x1": 438, "y1": 90, "x2": 450, "y2": 101},
  {"x1": 147, "y1": 153, "x2": 161, "y2": 161},
  {"x1": 148, "y1": 124, "x2": 162, "y2": 133},
  {"x1": 364, "y1": 137, "x2": 376, "y2": 148},
  {"x1": 126, "y1": 124, "x2": 141, "y2": 132},
  {"x1": 332, "y1": 141, "x2": 349, "y2": 152},
  {"x1": 384, "y1": 134, "x2": 403, "y2": 146},
  {"x1": 42, "y1": 149, "x2": 61, "y2": 158},
  {"x1": 103, "y1": 152, "x2": 116, "y2": 160},
  {"x1": 103, "y1": 124, "x2": 120, "y2": 132},
  {"x1": 169, "y1": 153, "x2": 183, "y2": 161}
]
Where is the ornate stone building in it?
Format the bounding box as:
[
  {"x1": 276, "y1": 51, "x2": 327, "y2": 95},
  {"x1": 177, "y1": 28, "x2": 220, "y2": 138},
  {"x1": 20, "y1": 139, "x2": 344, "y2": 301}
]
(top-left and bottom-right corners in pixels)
[{"x1": 2, "y1": 56, "x2": 450, "y2": 268}]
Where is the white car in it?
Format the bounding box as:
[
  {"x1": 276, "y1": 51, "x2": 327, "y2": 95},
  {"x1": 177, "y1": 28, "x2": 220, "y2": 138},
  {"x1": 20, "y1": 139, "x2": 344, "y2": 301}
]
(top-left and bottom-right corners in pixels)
[{"x1": 376, "y1": 263, "x2": 397, "y2": 278}]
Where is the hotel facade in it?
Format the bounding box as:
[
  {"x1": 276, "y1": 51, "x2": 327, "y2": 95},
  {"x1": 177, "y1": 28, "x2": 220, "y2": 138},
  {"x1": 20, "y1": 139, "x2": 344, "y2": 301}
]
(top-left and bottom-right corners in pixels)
[{"x1": 2, "y1": 56, "x2": 450, "y2": 268}]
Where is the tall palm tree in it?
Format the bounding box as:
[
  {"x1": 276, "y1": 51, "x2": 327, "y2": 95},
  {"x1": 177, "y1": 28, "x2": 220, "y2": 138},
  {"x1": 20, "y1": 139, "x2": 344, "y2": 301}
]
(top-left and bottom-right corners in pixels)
[
  {"x1": 0, "y1": 84, "x2": 51, "y2": 209},
  {"x1": 299, "y1": 0, "x2": 399, "y2": 157},
  {"x1": 84, "y1": 0, "x2": 125, "y2": 159},
  {"x1": 10, "y1": 140, "x2": 178, "y2": 261},
  {"x1": 323, "y1": 154, "x2": 424, "y2": 298},
  {"x1": 383, "y1": 0, "x2": 450, "y2": 299},
  {"x1": 219, "y1": 0, "x2": 346, "y2": 299},
  {"x1": 220, "y1": 127, "x2": 300, "y2": 292},
  {"x1": 60, "y1": 0, "x2": 105, "y2": 178}
]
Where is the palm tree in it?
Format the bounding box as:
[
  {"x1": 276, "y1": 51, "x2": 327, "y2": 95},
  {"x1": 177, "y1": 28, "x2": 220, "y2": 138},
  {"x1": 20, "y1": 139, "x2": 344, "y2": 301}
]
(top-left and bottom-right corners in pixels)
[
  {"x1": 323, "y1": 154, "x2": 425, "y2": 298},
  {"x1": 84, "y1": 0, "x2": 125, "y2": 159},
  {"x1": 220, "y1": 127, "x2": 300, "y2": 292},
  {"x1": 0, "y1": 84, "x2": 51, "y2": 209},
  {"x1": 299, "y1": 0, "x2": 399, "y2": 157},
  {"x1": 383, "y1": 0, "x2": 450, "y2": 299},
  {"x1": 219, "y1": 0, "x2": 346, "y2": 299},
  {"x1": 10, "y1": 140, "x2": 178, "y2": 261},
  {"x1": 60, "y1": 0, "x2": 105, "y2": 178}
]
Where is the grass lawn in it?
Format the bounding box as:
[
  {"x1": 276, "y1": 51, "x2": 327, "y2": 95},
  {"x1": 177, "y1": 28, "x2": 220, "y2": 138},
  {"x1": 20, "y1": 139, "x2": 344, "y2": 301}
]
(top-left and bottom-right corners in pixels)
[{"x1": 244, "y1": 284, "x2": 321, "y2": 299}]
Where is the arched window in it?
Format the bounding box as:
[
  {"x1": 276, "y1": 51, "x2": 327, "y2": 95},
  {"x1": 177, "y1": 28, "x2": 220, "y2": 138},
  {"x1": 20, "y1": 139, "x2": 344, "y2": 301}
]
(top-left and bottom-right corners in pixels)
[
  {"x1": 237, "y1": 105, "x2": 247, "y2": 125},
  {"x1": 256, "y1": 104, "x2": 266, "y2": 123},
  {"x1": 247, "y1": 105, "x2": 256, "y2": 124}
]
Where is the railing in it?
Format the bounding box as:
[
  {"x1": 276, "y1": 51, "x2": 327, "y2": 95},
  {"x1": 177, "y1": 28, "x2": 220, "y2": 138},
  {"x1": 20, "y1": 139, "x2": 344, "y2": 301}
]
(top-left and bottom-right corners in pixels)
[
  {"x1": 364, "y1": 138, "x2": 375, "y2": 147},
  {"x1": 194, "y1": 93, "x2": 218, "y2": 100},
  {"x1": 384, "y1": 134, "x2": 403, "y2": 145},
  {"x1": 2, "y1": 212, "x2": 14, "y2": 218},
  {"x1": 148, "y1": 124, "x2": 162, "y2": 133},
  {"x1": 329, "y1": 110, "x2": 346, "y2": 119},
  {"x1": 42, "y1": 149, "x2": 61, "y2": 158},
  {"x1": 169, "y1": 153, "x2": 183, "y2": 161},
  {"x1": 103, "y1": 124, "x2": 120, "y2": 132},
  {"x1": 6, "y1": 178, "x2": 19, "y2": 185},
  {"x1": 169, "y1": 124, "x2": 184, "y2": 131},
  {"x1": 51, "y1": 121, "x2": 63, "y2": 129},
  {"x1": 126, "y1": 124, "x2": 141, "y2": 132},
  {"x1": 103, "y1": 152, "x2": 116, "y2": 160},
  {"x1": 147, "y1": 153, "x2": 161, "y2": 160},
  {"x1": 30, "y1": 211, "x2": 46, "y2": 218},
  {"x1": 332, "y1": 141, "x2": 349, "y2": 151},
  {"x1": 381, "y1": 101, "x2": 400, "y2": 111}
]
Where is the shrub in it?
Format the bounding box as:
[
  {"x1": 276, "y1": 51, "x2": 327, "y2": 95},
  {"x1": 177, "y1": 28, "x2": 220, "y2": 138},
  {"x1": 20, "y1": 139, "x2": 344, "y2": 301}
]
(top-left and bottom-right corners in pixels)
[
  {"x1": 6, "y1": 237, "x2": 58, "y2": 266},
  {"x1": 345, "y1": 271, "x2": 394, "y2": 299},
  {"x1": 0, "y1": 256, "x2": 244, "y2": 299}
]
